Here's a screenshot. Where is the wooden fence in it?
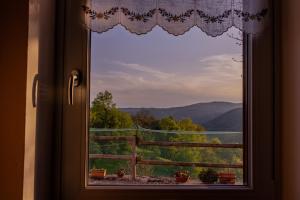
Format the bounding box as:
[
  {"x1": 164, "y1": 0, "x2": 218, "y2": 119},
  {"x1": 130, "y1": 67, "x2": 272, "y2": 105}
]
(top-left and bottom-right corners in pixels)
[{"x1": 90, "y1": 135, "x2": 243, "y2": 180}]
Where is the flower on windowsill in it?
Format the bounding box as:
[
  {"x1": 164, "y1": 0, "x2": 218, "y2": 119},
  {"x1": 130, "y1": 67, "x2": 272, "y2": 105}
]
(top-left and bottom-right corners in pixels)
[{"x1": 175, "y1": 170, "x2": 190, "y2": 183}]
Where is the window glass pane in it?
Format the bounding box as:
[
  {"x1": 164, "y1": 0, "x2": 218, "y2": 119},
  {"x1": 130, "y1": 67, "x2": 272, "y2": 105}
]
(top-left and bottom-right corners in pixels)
[{"x1": 88, "y1": 26, "x2": 244, "y2": 186}]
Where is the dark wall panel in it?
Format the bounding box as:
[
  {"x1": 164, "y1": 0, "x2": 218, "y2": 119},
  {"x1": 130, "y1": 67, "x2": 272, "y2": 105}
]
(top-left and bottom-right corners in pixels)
[
  {"x1": 0, "y1": 1, "x2": 29, "y2": 200},
  {"x1": 281, "y1": 0, "x2": 300, "y2": 200}
]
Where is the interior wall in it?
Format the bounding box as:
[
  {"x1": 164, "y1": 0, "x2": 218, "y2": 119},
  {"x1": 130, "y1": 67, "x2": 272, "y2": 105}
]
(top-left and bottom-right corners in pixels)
[
  {"x1": 0, "y1": 1, "x2": 29, "y2": 200},
  {"x1": 0, "y1": 0, "x2": 55, "y2": 200},
  {"x1": 23, "y1": 0, "x2": 39, "y2": 199},
  {"x1": 281, "y1": 0, "x2": 300, "y2": 200}
]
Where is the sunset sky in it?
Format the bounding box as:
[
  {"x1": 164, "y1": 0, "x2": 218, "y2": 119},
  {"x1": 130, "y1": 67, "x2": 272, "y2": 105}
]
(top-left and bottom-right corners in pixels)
[{"x1": 91, "y1": 26, "x2": 243, "y2": 108}]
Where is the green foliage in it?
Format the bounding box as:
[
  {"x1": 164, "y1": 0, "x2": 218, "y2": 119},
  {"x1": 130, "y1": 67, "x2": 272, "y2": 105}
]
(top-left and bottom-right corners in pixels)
[
  {"x1": 175, "y1": 170, "x2": 190, "y2": 178},
  {"x1": 198, "y1": 168, "x2": 219, "y2": 184},
  {"x1": 89, "y1": 91, "x2": 243, "y2": 182},
  {"x1": 90, "y1": 90, "x2": 133, "y2": 128},
  {"x1": 157, "y1": 116, "x2": 205, "y2": 132},
  {"x1": 133, "y1": 110, "x2": 160, "y2": 129},
  {"x1": 178, "y1": 118, "x2": 205, "y2": 131},
  {"x1": 159, "y1": 116, "x2": 180, "y2": 130}
]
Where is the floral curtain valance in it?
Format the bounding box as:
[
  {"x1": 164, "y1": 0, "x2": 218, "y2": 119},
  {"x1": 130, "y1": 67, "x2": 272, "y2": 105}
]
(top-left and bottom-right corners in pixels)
[{"x1": 82, "y1": 0, "x2": 269, "y2": 37}]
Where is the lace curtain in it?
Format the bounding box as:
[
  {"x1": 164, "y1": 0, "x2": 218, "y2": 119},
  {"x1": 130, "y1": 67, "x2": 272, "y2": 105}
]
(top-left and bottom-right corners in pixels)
[{"x1": 82, "y1": 0, "x2": 269, "y2": 37}]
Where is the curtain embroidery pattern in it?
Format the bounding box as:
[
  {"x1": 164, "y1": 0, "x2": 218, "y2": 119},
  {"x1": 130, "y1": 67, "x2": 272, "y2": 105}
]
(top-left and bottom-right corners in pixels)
[{"x1": 82, "y1": 0, "x2": 269, "y2": 36}]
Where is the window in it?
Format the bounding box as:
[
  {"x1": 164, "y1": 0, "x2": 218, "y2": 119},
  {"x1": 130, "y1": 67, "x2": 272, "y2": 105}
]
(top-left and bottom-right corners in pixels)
[
  {"x1": 57, "y1": 0, "x2": 278, "y2": 199},
  {"x1": 89, "y1": 26, "x2": 244, "y2": 186}
]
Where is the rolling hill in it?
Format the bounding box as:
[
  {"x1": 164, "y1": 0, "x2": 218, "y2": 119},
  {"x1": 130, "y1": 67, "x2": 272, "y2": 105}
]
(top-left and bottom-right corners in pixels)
[
  {"x1": 204, "y1": 107, "x2": 243, "y2": 131},
  {"x1": 120, "y1": 102, "x2": 242, "y2": 131}
]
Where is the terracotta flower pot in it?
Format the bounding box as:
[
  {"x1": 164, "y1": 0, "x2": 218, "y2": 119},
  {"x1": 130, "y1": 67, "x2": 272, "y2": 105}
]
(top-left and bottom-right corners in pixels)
[
  {"x1": 90, "y1": 169, "x2": 106, "y2": 180},
  {"x1": 175, "y1": 170, "x2": 190, "y2": 183},
  {"x1": 117, "y1": 169, "x2": 125, "y2": 178},
  {"x1": 175, "y1": 176, "x2": 189, "y2": 183},
  {"x1": 218, "y1": 173, "x2": 236, "y2": 184}
]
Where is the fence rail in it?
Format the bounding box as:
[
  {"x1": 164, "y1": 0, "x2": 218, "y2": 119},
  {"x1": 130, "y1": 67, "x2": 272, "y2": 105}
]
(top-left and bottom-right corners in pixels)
[
  {"x1": 138, "y1": 140, "x2": 243, "y2": 148},
  {"x1": 90, "y1": 135, "x2": 243, "y2": 180},
  {"x1": 138, "y1": 159, "x2": 243, "y2": 169},
  {"x1": 94, "y1": 135, "x2": 135, "y2": 141},
  {"x1": 90, "y1": 154, "x2": 132, "y2": 160}
]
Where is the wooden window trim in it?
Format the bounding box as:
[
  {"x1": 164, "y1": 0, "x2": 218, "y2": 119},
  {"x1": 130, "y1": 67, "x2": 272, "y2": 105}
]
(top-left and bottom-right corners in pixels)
[{"x1": 52, "y1": 0, "x2": 281, "y2": 199}]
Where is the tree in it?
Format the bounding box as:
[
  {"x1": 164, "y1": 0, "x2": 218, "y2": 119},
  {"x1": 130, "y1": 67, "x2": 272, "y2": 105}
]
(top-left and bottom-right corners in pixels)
[
  {"x1": 90, "y1": 90, "x2": 133, "y2": 128},
  {"x1": 159, "y1": 116, "x2": 179, "y2": 130},
  {"x1": 133, "y1": 109, "x2": 159, "y2": 129},
  {"x1": 89, "y1": 91, "x2": 133, "y2": 171},
  {"x1": 227, "y1": 30, "x2": 243, "y2": 63},
  {"x1": 178, "y1": 118, "x2": 205, "y2": 131},
  {"x1": 92, "y1": 90, "x2": 115, "y2": 108}
]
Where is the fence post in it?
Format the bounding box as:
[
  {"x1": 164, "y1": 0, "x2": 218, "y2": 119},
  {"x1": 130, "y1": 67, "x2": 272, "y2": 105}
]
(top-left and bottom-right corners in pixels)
[{"x1": 131, "y1": 135, "x2": 137, "y2": 180}]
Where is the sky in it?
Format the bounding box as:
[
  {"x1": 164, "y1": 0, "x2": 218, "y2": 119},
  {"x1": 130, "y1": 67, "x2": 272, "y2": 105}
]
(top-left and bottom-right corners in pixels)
[{"x1": 91, "y1": 26, "x2": 243, "y2": 108}]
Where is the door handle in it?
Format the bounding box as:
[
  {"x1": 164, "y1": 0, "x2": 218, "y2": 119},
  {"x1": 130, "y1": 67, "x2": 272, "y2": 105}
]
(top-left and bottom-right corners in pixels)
[
  {"x1": 32, "y1": 74, "x2": 39, "y2": 108},
  {"x1": 68, "y1": 70, "x2": 81, "y2": 105}
]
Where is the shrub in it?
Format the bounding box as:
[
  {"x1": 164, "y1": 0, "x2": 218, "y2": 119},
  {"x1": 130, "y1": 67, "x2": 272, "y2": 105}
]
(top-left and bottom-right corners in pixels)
[{"x1": 198, "y1": 168, "x2": 218, "y2": 184}]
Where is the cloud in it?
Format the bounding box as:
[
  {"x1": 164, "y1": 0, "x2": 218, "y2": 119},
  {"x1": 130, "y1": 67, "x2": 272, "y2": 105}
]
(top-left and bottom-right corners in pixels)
[
  {"x1": 90, "y1": 54, "x2": 243, "y2": 107},
  {"x1": 112, "y1": 61, "x2": 174, "y2": 79},
  {"x1": 198, "y1": 54, "x2": 242, "y2": 78}
]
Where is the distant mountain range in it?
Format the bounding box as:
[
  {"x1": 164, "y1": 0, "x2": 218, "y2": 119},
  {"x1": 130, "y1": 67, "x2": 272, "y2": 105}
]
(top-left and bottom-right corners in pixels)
[{"x1": 120, "y1": 102, "x2": 243, "y2": 131}]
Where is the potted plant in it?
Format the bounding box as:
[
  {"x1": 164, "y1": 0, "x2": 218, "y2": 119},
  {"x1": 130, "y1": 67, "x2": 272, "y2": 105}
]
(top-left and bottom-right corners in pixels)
[
  {"x1": 218, "y1": 172, "x2": 236, "y2": 184},
  {"x1": 90, "y1": 167, "x2": 106, "y2": 180},
  {"x1": 198, "y1": 168, "x2": 218, "y2": 184},
  {"x1": 175, "y1": 170, "x2": 190, "y2": 183},
  {"x1": 116, "y1": 168, "x2": 125, "y2": 178}
]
